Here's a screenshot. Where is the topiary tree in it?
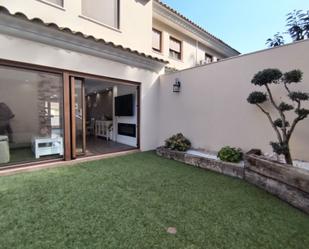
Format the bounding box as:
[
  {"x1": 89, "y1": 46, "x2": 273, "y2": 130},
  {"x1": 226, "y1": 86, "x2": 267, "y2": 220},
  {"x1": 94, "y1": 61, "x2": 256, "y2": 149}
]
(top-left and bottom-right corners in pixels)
[{"x1": 247, "y1": 69, "x2": 309, "y2": 165}]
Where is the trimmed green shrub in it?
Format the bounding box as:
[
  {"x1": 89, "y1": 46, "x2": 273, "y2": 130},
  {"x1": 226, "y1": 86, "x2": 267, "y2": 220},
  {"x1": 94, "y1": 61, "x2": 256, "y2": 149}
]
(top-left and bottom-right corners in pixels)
[
  {"x1": 217, "y1": 146, "x2": 243, "y2": 163},
  {"x1": 165, "y1": 133, "x2": 191, "y2": 152}
]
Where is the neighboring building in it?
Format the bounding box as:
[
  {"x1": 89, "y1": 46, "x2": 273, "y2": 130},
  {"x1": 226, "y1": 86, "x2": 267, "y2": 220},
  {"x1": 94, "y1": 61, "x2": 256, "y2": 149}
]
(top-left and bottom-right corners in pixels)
[
  {"x1": 152, "y1": 0, "x2": 239, "y2": 70},
  {"x1": 0, "y1": 0, "x2": 238, "y2": 169}
]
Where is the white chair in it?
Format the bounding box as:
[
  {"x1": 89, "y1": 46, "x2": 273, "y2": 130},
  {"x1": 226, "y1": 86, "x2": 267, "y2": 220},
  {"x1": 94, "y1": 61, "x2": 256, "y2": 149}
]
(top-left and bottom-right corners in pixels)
[
  {"x1": 95, "y1": 120, "x2": 113, "y2": 140},
  {"x1": 87, "y1": 118, "x2": 96, "y2": 136}
]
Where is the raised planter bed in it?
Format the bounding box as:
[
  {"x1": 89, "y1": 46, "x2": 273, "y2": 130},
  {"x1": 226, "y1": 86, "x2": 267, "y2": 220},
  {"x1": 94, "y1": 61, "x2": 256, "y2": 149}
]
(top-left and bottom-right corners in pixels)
[
  {"x1": 244, "y1": 154, "x2": 309, "y2": 214},
  {"x1": 156, "y1": 146, "x2": 309, "y2": 214},
  {"x1": 156, "y1": 147, "x2": 244, "y2": 179}
]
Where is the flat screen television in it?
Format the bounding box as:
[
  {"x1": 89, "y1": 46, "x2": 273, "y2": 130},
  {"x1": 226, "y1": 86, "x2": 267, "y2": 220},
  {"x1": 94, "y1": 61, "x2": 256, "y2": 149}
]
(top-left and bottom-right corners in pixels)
[{"x1": 115, "y1": 94, "x2": 134, "y2": 116}]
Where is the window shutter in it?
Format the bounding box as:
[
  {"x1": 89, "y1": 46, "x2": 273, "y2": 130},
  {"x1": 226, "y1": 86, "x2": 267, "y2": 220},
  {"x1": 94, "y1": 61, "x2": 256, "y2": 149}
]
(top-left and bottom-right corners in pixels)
[
  {"x1": 170, "y1": 38, "x2": 181, "y2": 52},
  {"x1": 82, "y1": 0, "x2": 119, "y2": 28},
  {"x1": 48, "y1": 0, "x2": 63, "y2": 6},
  {"x1": 152, "y1": 30, "x2": 161, "y2": 51}
]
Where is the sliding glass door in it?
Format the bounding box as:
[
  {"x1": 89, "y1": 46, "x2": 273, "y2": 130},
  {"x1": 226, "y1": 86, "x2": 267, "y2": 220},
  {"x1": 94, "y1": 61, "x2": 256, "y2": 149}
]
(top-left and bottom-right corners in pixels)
[
  {"x1": 70, "y1": 77, "x2": 86, "y2": 158},
  {"x1": 0, "y1": 65, "x2": 64, "y2": 167}
]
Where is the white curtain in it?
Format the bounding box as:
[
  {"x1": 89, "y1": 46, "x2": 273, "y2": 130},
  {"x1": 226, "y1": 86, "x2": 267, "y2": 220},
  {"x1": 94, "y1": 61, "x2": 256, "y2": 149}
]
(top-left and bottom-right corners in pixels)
[{"x1": 82, "y1": 0, "x2": 119, "y2": 28}]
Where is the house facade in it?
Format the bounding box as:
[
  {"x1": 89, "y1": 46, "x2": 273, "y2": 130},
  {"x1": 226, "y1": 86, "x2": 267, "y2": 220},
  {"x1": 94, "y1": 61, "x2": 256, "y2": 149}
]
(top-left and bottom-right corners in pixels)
[
  {"x1": 0, "y1": 0, "x2": 239, "y2": 70},
  {"x1": 0, "y1": 0, "x2": 238, "y2": 169}
]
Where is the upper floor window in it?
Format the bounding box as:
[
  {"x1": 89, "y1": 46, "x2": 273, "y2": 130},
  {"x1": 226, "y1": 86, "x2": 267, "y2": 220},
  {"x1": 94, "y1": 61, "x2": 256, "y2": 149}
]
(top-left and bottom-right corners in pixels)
[
  {"x1": 49, "y1": 0, "x2": 63, "y2": 6},
  {"x1": 37, "y1": 0, "x2": 64, "y2": 8},
  {"x1": 169, "y1": 37, "x2": 182, "y2": 60},
  {"x1": 152, "y1": 29, "x2": 162, "y2": 53},
  {"x1": 81, "y1": 0, "x2": 120, "y2": 29},
  {"x1": 205, "y1": 53, "x2": 213, "y2": 64}
]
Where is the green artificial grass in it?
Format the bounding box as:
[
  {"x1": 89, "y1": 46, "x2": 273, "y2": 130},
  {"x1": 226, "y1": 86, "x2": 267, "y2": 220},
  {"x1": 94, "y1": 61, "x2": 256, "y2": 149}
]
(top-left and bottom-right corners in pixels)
[{"x1": 0, "y1": 152, "x2": 308, "y2": 249}]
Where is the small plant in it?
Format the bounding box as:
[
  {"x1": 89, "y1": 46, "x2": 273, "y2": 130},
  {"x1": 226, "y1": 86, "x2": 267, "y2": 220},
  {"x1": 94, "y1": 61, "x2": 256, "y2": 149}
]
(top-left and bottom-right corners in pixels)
[
  {"x1": 217, "y1": 146, "x2": 243, "y2": 163},
  {"x1": 165, "y1": 133, "x2": 191, "y2": 152}
]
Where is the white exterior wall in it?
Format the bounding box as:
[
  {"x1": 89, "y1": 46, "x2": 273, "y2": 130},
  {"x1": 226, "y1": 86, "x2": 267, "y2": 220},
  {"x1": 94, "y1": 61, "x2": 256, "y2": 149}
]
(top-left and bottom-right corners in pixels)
[
  {"x1": 159, "y1": 40, "x2": 309, "y2": 161},
  {"x1": 0, "y1": 0, "x2": 153, "y2": 54},
  {"x1": 0, "y1": 33, "x2": 163, "y2": 151},
  {"x1": 196, "y1": 42, "x2": 221, "y2": 65}
]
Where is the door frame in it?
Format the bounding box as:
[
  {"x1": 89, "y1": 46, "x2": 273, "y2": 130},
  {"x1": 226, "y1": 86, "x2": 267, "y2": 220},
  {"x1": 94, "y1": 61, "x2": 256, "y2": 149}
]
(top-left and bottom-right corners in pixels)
[
  {"x1": 65, "y1": 72, "x2": 141, "y2": 161},
  {"x1": 70, "y1": 76, "x2": 86, "y2": 159}
]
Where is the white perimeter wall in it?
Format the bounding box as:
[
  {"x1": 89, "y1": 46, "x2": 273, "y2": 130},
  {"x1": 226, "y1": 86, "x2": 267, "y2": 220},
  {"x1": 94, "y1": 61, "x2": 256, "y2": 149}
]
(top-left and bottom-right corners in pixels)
[
  {"x1": 159, "y1": 40, "x2": 309, "y2": 161},
  {"x1": 0, "y1": 33, "x2": 162, "y2": 151}
]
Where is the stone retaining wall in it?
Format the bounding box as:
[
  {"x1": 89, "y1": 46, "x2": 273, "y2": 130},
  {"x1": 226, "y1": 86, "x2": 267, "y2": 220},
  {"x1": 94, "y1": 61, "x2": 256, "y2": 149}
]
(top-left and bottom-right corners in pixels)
[
  {"x1": 244, "y1": 154, "x2": 309, "y2": 214},
  {"x1": 156, "y1": 147, "x2": 244, "y2": 179}
]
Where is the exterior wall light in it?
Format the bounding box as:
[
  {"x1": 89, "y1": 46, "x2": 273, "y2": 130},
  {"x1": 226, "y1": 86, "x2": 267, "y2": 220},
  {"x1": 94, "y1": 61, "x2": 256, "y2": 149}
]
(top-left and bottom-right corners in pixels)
[{"x1": 173, "y1": 78, "x2": 181, "y2": 92}]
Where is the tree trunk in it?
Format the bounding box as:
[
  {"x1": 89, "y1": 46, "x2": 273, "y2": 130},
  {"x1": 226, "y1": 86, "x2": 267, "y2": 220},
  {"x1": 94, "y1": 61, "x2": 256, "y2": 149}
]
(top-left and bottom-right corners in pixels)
[{"x1": 284, "y1": 148, "x2": 293, "y2": 166}]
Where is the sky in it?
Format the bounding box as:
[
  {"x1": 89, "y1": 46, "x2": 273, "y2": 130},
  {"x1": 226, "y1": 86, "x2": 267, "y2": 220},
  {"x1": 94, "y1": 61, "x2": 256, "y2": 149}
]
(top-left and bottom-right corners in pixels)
[{"x1": 160, "y1": 0, "x2": 309, "y2": 54}]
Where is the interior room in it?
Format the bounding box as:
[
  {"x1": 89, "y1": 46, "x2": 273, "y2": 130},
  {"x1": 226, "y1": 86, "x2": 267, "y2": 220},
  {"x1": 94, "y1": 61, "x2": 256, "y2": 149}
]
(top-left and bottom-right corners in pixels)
[
  {"x1": 82, "y1": 78, "x2": 138, "y2": 156},
  {"x1": 0, "y1": 65, "x2": 64, "y2": 167},
  {"x1": 0, "y1": 64, "x2": 139, "y2": 168}
]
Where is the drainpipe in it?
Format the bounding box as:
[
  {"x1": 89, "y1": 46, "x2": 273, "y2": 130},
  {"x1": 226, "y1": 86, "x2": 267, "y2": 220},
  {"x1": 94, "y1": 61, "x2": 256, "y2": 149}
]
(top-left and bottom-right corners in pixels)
[{"x1": 195, "y1": 40, "x2": 199, "y2": 66}]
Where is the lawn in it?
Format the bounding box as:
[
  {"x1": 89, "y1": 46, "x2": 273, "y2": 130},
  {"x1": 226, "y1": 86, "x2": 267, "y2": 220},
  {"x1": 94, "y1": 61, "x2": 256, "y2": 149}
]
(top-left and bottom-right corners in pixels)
[{"x1": 0, "y1": 152, "x2": 308, "y2": 249}]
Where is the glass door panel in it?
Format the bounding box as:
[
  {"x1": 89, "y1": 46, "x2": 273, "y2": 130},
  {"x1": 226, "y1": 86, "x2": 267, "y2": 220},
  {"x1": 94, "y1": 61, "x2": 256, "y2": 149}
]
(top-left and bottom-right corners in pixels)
[{"x1": 70, "y1": 77, "x2": 86, "y2": 158}]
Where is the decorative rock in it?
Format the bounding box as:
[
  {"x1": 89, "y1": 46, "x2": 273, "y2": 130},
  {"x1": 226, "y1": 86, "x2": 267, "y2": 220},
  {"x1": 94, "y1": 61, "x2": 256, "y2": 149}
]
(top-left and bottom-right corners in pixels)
[
  {"x1": 263, "y1": 152, "x2": 286, "y2": 164},
  {"x1": 246, "y1": 148, "x2": 262, "y2": 156},
  {"x1": 167, "y1": 227, "x2": 177, "y2": 234}
]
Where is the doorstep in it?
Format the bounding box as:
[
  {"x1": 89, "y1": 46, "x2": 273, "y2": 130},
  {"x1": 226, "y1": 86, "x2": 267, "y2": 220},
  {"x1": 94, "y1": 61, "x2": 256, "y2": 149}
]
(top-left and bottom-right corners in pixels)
[{"x1": 0, "y1": 149, "x2": 139, "y2": 176}]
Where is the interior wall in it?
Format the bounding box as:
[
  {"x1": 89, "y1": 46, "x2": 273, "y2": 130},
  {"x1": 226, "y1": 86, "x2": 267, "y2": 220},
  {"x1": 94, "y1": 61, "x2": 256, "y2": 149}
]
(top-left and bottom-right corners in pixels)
[
  {"x1": 0, "y1": 72, "x2": 38, "y2": 145},
  {"x1": 159, "y1": 40, "x2": 309, "y2": 161},
  {"x1": 0, "y1": 66, "x2": 63, "y2": 146},
  {"x1": 86, "y1": 91, "x2": 113, "y2": 121},
  {"x1": 114, "y1": 85, "x2": 138, "y2": 147}
]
